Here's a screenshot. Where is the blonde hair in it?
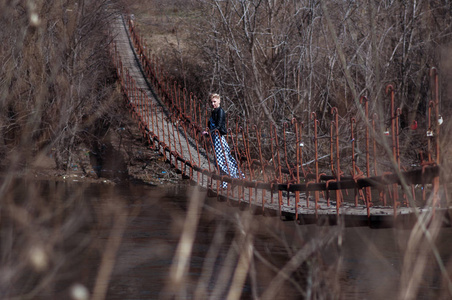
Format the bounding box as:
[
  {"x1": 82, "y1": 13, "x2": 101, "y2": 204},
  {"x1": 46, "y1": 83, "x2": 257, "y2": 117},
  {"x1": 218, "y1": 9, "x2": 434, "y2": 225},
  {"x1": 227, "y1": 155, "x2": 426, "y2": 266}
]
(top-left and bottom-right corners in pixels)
[{"x1": 209, "y1": 93, "x2": 221, "y2": 101}]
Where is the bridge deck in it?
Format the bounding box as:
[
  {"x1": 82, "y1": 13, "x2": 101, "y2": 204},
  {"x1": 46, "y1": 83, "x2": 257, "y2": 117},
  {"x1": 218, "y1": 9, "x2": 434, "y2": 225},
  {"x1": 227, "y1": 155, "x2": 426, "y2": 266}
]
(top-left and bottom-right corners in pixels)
[{"x1": 111, "y1": 15, "x2": 447, "y2": 226}]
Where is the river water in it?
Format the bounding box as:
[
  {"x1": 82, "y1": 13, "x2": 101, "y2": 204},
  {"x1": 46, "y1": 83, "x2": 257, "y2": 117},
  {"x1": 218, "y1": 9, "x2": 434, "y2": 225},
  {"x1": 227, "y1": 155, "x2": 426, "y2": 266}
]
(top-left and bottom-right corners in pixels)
[{"x1": 2, "y1": 179, "x2": 451, "y2": 299}]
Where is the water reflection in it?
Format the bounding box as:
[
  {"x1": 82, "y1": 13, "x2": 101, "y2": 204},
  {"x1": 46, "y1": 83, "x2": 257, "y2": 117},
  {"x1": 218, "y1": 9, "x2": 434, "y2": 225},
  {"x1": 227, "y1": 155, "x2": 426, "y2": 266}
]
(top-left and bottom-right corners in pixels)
[
  {"x1": 104, "y1": 183, "x2": 451, "y2": 299},
  {"x1": 2, "y1": 178, "x2": 450, "y2": 299}
]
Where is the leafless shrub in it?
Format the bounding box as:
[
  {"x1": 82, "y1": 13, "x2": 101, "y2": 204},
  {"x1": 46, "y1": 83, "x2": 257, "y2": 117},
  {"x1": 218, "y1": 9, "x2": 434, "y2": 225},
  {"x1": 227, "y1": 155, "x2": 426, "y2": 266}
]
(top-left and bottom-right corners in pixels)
[
  {"x1": 160, "y1": 186, "x2": 344, "y2": 300},
  {"x1": 0, "y1": 0, "x2": 134, "y2": 299},
  {"x1": 0, "y1": 0, "x2": 122, "y2": 172},
  {"x1": 189, "y1": 1, "x2": 452, "y2": 123}
]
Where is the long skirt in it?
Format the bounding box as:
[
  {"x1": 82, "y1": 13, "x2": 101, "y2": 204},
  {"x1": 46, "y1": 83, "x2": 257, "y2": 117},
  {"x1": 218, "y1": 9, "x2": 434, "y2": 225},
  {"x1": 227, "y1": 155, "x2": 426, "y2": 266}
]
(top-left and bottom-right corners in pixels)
[{"x1": 211, "y1": 133, "x2": 244, "y2": 188}]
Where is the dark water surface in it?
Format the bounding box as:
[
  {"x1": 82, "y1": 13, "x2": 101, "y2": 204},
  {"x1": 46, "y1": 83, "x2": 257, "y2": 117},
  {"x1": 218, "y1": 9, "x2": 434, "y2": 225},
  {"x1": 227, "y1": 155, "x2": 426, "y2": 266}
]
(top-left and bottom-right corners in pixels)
[
  {"x1": 92, "y1": 182, "x2": 451, "y2": 300},
  {"x1": 4, "y1": 179, "x2": 451, "y2": 299}
]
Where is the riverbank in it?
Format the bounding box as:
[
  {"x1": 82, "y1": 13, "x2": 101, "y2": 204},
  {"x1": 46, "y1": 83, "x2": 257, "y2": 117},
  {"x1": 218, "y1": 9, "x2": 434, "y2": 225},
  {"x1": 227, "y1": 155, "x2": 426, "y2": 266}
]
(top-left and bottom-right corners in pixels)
[{"x1": 0, "y1": 100, "x2": 182, "y2": 187}]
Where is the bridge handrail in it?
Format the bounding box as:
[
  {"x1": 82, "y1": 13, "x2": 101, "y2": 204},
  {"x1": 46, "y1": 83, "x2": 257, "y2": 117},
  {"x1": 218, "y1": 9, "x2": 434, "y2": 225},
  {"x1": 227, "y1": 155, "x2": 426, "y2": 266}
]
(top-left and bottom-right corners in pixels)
[{"x1": 110, "y1": 14, "x2": 444, "y2": 218}]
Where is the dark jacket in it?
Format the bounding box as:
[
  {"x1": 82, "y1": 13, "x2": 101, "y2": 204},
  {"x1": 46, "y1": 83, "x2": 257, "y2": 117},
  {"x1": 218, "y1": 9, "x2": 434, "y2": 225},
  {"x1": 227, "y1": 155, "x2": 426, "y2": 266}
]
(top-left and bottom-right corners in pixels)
[{"x1": 209, "y1": 107, "x2": 227, "y2": 135}]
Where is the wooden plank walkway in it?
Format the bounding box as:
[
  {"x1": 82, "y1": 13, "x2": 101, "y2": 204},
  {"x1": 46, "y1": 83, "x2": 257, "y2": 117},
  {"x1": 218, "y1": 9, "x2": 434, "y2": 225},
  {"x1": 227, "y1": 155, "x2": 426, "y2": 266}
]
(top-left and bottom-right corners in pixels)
[{"x1": 111, "y1": 15, "x2": 448, "y2": 226}]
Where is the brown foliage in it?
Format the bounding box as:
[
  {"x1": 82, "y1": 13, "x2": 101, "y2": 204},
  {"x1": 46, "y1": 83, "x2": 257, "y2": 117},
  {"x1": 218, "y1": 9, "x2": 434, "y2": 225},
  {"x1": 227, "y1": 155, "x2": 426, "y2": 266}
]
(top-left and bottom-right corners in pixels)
[{"x1": 0, "y1": 0, "x2": 121, "y2": 171}]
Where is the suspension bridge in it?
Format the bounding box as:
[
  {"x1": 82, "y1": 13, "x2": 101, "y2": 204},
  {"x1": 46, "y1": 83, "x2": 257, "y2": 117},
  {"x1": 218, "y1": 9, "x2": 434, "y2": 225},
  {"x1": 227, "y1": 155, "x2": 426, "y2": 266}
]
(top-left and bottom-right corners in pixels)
[{"x1": 110, "y1": 14, "x2": 448, "y2": 227}]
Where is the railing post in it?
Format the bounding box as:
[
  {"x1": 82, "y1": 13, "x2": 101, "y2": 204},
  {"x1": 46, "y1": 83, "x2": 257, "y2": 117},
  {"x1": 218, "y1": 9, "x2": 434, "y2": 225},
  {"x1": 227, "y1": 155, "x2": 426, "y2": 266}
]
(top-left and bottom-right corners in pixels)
[
  {"x1": 351, "y1": 117, "x2": 358, "y2": 207},
  {"x1": 430, "y1": 67, "x2": 441, "y2": 209},
  {"x1": 311, "y1": 112, "x2": 319, "y2": 210},
  {"x1": 386, "y1": 85, "x2": 399, "y2": 214},
  {"x1": 271, "y1": 124, "x2": 283, "y2": 214},
  {"x1": 331, "y1": 107, "x2": 342, "y2": 214}
]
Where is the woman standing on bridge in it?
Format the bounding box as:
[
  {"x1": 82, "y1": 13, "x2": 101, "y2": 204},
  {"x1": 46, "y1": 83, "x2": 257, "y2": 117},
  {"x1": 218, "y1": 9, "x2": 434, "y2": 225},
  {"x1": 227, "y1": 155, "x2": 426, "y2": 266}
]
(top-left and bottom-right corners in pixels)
[{"x1": 203, "y1": 93, "x2": 244, "y2": 188}]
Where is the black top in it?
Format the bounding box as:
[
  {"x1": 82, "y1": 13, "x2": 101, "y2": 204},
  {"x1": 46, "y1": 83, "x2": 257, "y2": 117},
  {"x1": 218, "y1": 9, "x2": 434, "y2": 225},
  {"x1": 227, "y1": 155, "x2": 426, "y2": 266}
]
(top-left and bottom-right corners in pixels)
[{"x1": 208, "y1": 107, "x2": 227, "y2": 135}]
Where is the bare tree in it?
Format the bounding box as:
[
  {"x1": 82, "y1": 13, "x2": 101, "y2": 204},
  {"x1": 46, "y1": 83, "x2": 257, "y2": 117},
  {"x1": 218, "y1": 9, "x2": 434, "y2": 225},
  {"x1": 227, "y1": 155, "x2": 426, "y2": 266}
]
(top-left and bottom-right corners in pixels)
[
  {"x1": 176, "y1": 0, "x2": 452, "y2": 164},
  {"x1": 0, "y1": 0, "x2": 121, "y2": 170}
]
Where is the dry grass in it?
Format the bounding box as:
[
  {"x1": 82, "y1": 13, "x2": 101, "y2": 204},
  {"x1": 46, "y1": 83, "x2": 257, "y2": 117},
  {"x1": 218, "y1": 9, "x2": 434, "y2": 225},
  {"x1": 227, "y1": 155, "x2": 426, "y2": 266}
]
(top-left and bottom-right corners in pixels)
[{"x1": 124, "y1": 0, "x2": 199, "y2": 55}]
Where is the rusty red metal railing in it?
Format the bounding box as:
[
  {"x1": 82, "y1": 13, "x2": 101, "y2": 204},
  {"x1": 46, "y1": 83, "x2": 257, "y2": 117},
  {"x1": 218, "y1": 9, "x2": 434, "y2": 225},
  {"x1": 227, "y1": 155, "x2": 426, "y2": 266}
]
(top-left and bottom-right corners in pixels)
[{"x1": 110, "y1": 14, "x2": 445, "y2": 222}]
